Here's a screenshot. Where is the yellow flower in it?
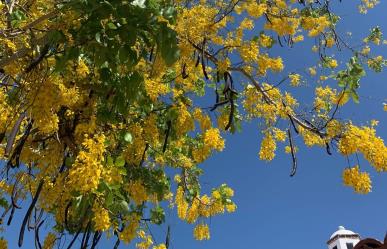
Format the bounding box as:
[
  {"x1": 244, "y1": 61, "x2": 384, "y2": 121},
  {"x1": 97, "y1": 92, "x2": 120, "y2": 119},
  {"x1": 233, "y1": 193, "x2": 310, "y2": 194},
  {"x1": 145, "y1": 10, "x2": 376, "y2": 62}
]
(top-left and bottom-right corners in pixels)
[
  {"x1": 217, "y1": 58, "x2": 231, "y2": 73},
  {"x1": 361, "y1": 46, "x2": 371, "y2": 55},
  {"x1": 92, "y1": 203, "x2": 111, "y2": 231},
  {"x1": 136, "y1": 230, "x2": 153, "y2": 249},
  {"x1": 259, "y1": 34, "x2": 273, "y2": 47},
  {"x1": 153, "y1": 244, "x2": 167, "y2": 249},
  {"x1": 338, "y1": 124, "x2": 387, "y2": 171},
  {"x1": 186, "y1": 198, "x2": 200, "y2": 223},
  {"x1": 76, "y1": 59, "x2": 89, "y2": 78},
  {"x1": 42, "y1": 233, "x2": 56, "y2": 249},
  {"x1": 193, "y1": 224, "x2": 210, "y2": 240},
  {"x1": 126, "y1": 181, "x2": 148, "y2": 205},
  {"x1": 370, "y1": 119, "x2": 379, "y2": 126},
  {"x1": 203, "y1": 128, "x2": 225, "y2": 151},
  {"x1": 289, "y1": 73, "x2": 301, "y2": 86},
  {"x1": 259, "y1": 134, "x2": 276, "y2": 161},
  {"x1": 342, "y1": 166, "x2": 372, "y2": 194},
  {"x1": 308, "y1": 67, "x2": 317, "y2": 76},
  {"x1": 327, "y1": 59, "x2": 338, "y2": 68},
  {"x1": 293, "y1": 35, "x2": 304, "y2": 43},
  {"x1": 326, "y1": 37, "x2": 335, "y2": 47},
  {"x1": 67, "y1": 134, "x2": 106, "y2": 193},
  {"x1": 176, "y1": 186, "x2": 188, "y2": 219},
  {"x1": 0, "y1": 238, "x2": 7, "y2": 249},
  {"x1": 285, "y1": 145, "x2": 298, "y2": 154},
  {"x1": 226, "y1": 203, "x2": 237, "y2": 212},
  {"x1": 119, "y1": 215, "x2": 140, "y2": 244}
]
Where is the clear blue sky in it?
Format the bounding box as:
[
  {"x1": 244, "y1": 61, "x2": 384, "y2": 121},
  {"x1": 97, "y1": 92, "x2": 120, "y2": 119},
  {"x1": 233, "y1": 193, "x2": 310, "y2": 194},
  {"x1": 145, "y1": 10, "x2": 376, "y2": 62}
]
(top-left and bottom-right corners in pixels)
[{"x1": 3, "y1": 1, "x2": 387, "y2": 248}]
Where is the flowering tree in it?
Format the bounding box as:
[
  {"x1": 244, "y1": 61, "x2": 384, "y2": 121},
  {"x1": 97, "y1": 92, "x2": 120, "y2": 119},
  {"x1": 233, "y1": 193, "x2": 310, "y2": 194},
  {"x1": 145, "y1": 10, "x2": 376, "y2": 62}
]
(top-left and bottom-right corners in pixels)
[{"x1": 0, "y1": 0, "x2": 386, "y2": 248}]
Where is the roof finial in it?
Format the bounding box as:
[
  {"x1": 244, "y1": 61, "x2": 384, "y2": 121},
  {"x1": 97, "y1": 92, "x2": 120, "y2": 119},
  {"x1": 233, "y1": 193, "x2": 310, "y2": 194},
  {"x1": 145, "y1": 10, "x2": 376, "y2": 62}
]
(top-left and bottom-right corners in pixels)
[{"x1": 338, "y1": 226, "x2": 345, "y2": 230}]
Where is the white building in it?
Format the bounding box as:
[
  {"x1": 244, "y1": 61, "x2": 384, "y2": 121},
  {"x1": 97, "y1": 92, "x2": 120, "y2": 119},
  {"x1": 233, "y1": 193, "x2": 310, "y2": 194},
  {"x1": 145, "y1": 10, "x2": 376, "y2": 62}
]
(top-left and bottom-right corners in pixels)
[{"x1": 327, "y1": 226, "x2": 361, "y2": 249}]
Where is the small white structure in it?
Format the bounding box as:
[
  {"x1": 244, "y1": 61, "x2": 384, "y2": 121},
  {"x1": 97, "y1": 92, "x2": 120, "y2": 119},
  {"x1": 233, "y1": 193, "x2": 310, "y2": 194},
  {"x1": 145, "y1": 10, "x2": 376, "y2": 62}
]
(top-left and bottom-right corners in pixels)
[{"x1": 327, "y1": 226, "x2": 361, "y2": 249}]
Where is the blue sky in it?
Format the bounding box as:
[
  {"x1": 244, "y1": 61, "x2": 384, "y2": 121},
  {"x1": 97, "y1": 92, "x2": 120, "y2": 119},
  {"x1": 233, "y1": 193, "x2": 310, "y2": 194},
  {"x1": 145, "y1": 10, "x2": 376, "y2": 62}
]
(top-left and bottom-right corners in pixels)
[
  {"x1": 3, "y1": 1, "x2": 387, "y2": 248},
  {"x1": 153, "y1": 2, "x2": 387, "y2": 249}
]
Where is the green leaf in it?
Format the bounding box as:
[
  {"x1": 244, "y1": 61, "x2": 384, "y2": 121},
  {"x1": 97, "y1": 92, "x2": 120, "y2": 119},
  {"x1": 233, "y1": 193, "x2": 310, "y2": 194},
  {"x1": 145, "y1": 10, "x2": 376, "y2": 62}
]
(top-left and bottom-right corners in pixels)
[
  {"x1": 351, "y1": 90, "x2": 360, "y2": 103},
  {"x1": 118, "y1": 45, "x2": 137, "y2": 64},
  {"x1": 107, "y1": 156, "x2": 114, "y2": 167},
  {"x1": 115, "y1": 200, "x2": 130, "y2": 214},
  {"x1": 95, "y1": 32, "x2": 102, "y2": 43},
  {"x1": 47, "y1": 30, "x2": 66, "y2": 44},
  {"x1": 0, "y1": 197, "x2": 8, "y2": 208},
  {"x1": 158, "y1": 24, "x2": 180, "y2": 66},
  {"x1": 115, "y1": 156, "x2": 126, "y2": 167},
  {"x1": 132, "y1": 0, "x2": 146, "y2": 8},
  {"x1": 65, "y1": 157, "x2": 75, "y2": 167},
  {"x1": 124, "y1": 132, "x2": 133, "y2": 143},
  {"x1": 106, "y1": 22, "x2": 117, "y2": 30},
  {"x1": 150, "y1": 206, "x2": 165, "y2": 225}
]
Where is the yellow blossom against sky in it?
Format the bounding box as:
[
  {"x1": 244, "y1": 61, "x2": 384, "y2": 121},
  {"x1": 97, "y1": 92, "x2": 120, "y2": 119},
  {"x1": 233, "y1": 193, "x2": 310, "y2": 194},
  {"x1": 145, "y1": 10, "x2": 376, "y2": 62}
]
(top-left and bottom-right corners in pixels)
[{"x1": 0, "y1": 0, "x2": 386, "y2": 248}]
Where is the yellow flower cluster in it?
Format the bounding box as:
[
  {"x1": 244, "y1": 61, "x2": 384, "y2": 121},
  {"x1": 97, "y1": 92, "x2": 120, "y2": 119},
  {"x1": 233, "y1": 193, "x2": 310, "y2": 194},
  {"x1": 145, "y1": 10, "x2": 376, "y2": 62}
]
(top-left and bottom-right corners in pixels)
[
  {"x1": 301, "y1": 16, "x2": 331, "y2": 37},
  {"x1": 176, "y1": 184, "x2": 236, "y2": 225},
  {"x1": 0, "y1": 238, "x2": 7, "y2": 249},
  {"x1": 257, "y1": 54, "x2": 284, "y2": 75},
  {"x1": 314, "y1": 86, "x2": 338, "y2": 111},
  {"x1": 143, "y1": 114, "x2": 160, "y2": 146},
  {"x1": 144, "y1": 76, "x2": 169, "y2": 101},
  {"x1": 193, "y1": 108, "x2": 211, "y2": 131},
  {"x1": 0, "y1": 38, "x2": 17, "y2": 52},
  {"x1": 124, "y1": 123, "x2": 147, "y2": 165},
  {"x1": 243, "y1": 84, "x2": 296, "y2": 125},
  {"x1": 242, "y1": 1, "x2": 267, "y2": 18},
  {"x1": 67, "y1": 134, "x2": 106, "y2": 193},
  {"x1": 136, "y1": 230, "x2": 153, "y2": 249},
  {"x1": 326, "y1": 120, "x2": 343, "y2": 139},
  {"x1": 259, "y1": 134, "x2": 277, "y2": 161},
  {"x1": 338, "y1": 124, "x2": 387, "y2": 171},
  {"x1": 239, "y1": 42, "x2": 259, "y2": 63},
  {"x1": 342, "y1": 166, "x2": 372, "y2": 194},
  {"x1": 264, "y1": 16, "x2": 300, "y2": 36},
  {"x1": 193, "y1": 224, "x2": 210, "y2": 240},
  {"x1": 119, "y1": 215, "x2": 140, "y2": 244},
  {"x1": 309, "y1": 67, "x2": 317, "y2": 76},
  {"x1": 325, "y1": 37, "x2": 336, "y2": 48},
  {"x1": 76, "y1": 59, "x2": 90, "y2": 78},
  {"x1": 186, "y1": 198, "x2": 200, "y2": 223},
  {"x1": 289, "y1": 73, "x2": 301, "y2": 87},
  {"x1": 273, "y1": 128, "x2": 287, "y2": 142},
  {"x1": 175, "y1": 5, "x2": 225, "y2": 45},
  {"x1": 126, "y1": 181, "x2": 148, "y2": 205},
  {"x1": 42, "y1": 233, "x2": 56, "y2": 249},
  {"x1": 299, "y1": 127, "x2": 325, "y2": 147},
  {"x1": 358, "y1": 0, "x2": 379, "y2": 14},
  {"x1": 175, "y1": 103, "x2": 195, "y2": 136},
  {"x1": 285, "y1": 145, "x2": 298, "y2": 154},
  {"x1": 203, "y1": 128, "x2": 225, "y2": 151},
  {"x1": 327, "y1": 59, "x2": 338, "y2": 68},
  {"x1": 102, "y1": 166, "x2": 123, "y2": 186},
  {"x1": 176, "y1": 186, "x2": 188, "y2": 219},
  {"x1": 0, "y1": 89, "x2": 12, "y2": 132},
  {"x1": 259, "y1": 34, "x2": 273, "y2": 48},
  {"x1": 153, "y1": 244, "x2": 167, "y2": 249},
  {"x1": 216, "y1": 58, "x2": 231, "y2": 73},
  {"x1": 92, "y1": 203, "x2": 111, "y2": 231}
]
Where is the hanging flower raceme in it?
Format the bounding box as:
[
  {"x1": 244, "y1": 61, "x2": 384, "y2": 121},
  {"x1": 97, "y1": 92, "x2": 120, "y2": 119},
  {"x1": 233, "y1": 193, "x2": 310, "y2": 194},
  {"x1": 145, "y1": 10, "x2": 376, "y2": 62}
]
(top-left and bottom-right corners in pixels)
[{"x1": 342, "y1": 166, "x2": 372, "y2": 194}]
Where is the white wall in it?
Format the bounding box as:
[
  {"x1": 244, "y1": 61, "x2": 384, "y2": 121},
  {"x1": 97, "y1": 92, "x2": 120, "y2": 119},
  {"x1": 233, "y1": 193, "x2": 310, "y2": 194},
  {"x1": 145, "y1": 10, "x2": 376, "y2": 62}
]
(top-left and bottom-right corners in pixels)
[{"x1": 328, "y1": 237, "x2": 360, "y2": 249}]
